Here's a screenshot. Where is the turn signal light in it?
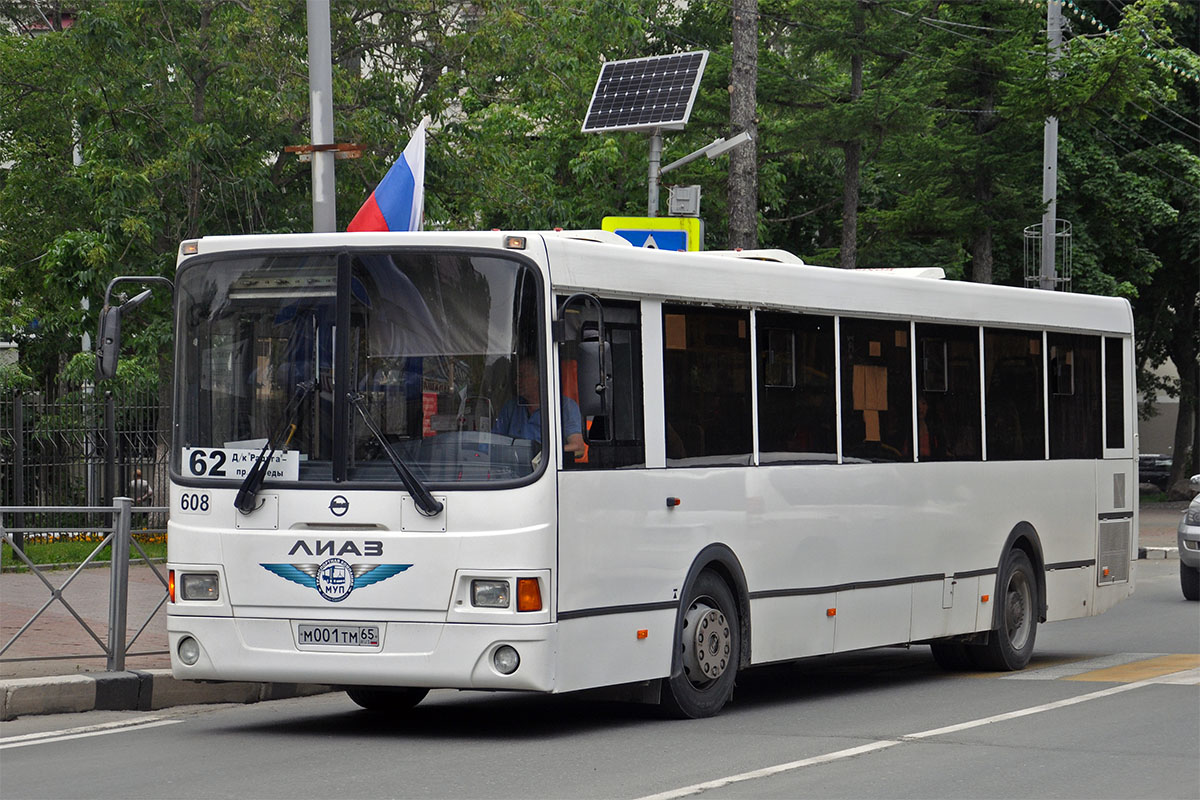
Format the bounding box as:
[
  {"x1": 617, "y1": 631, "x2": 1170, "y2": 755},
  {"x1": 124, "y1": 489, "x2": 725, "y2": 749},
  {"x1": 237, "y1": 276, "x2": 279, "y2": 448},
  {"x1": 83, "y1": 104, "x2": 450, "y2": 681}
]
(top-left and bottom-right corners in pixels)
[
  {"x1": 981, "y1": 594, "x2": 990, "y2": 603},
  {"x1": 517, "y1": 578, "x2": 542, "y2": 612},
  {"x1": 168, "y1": 569, "x2": 176, "y2": 603},
  {"x1": 826, "y1": 608, "x2": 837, "y2": 617},
  {"x1": 637, "y1": 629, "x2": 649, "y2": 640}
]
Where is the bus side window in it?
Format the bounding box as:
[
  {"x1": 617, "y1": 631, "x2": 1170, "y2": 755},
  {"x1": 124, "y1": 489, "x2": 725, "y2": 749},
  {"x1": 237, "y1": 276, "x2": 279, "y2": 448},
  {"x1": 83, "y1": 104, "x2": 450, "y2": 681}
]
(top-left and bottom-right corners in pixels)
[
  {"x1": 756, "y1": 311, "x2": 836, "y2": 464},
  {"x1": 664, "y1": 305, "x2": 753, "y2": 467},
  {"x1": 558, "y1": 298, "x2": 646, "y2": 470},
  {"x1": 840, "y1": 317, "x2": 912, "y2": 463},
  {"x1": 1047, "y1": 333, "x2": 1101, "y2": 459},
  {"x1": 915, "y1": 323, "x2": 982, "y2": 462},
  {"x1": 983, "y1": 328, "x2": 1045, "y2": 461}
]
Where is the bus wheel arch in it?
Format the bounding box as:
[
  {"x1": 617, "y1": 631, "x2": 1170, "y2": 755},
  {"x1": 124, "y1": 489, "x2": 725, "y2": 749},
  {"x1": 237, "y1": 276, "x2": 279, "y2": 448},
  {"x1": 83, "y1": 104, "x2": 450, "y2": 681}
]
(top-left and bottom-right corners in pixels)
[
  {"x1": 998, "y1": 522, "x2": 1047, "y2": 625},
  {"x1": 976, "y1": 524, "x2": 1045, "y2": 671},
  {"x1": 662, "y1": 545, "x2": 750, "y2": 718}
]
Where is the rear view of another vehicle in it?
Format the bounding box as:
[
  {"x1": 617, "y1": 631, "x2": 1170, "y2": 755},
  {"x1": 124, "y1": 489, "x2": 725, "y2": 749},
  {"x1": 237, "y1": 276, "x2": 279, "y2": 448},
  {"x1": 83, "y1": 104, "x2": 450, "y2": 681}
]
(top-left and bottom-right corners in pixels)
[{"x1": 1179, "y1": 474, "x2": 1200, "y2": 601}]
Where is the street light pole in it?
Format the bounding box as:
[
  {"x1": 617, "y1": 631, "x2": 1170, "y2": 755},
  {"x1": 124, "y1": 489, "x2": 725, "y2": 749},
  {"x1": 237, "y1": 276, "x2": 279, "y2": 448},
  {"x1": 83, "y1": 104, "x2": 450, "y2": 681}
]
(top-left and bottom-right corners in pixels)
[{"x1": 307, "y1": 0, "x2": 336, "y2": 232}]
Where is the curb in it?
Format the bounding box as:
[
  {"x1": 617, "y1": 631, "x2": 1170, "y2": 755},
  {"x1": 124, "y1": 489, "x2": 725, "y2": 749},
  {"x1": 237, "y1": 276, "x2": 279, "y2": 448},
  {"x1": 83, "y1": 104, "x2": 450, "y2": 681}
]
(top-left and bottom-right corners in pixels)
[
  {"x1": 0, "y1": 669, "x2": 332, "y2": 721},
  {"x1": 1138, "y1": 546, "x2": 1179, "y2": 560}
]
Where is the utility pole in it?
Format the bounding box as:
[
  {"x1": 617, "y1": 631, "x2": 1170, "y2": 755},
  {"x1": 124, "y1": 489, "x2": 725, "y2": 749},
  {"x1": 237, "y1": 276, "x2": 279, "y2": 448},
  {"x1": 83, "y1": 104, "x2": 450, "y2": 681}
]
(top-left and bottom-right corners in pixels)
[
  {"x1": 728, "y1": 0, "x2": 758, "y2": 250},
  {"x1": 1039, "y1": 0, "x2": 1063, "y2": 290},
  {"x1": 307, "y1": 0, "x2": 336, "y2": 232}
]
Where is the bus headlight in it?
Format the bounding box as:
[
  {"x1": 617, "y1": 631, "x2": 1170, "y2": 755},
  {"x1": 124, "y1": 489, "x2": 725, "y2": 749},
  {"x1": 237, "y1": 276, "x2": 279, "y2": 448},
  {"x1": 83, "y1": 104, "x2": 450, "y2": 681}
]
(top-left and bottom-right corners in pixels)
[
  {"x1": 178, "y1": 636, "x2": 201, "y2": 666},
  {"x1": 493, "y1": 645, "x2": 520, "y2": 675},
  {"x1": 471, "y1": 580, "x2": 510, "y2": 608},
  {"x1": 180, "y1": 573, "x2": 220, "y2": 601}
]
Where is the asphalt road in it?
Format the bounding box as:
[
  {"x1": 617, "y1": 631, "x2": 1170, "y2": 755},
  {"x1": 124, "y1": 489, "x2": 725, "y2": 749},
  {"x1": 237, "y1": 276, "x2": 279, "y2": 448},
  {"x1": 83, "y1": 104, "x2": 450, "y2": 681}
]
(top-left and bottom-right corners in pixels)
[{"x1": 2, "y1": 560, "x2": 1196, "y2": 800}]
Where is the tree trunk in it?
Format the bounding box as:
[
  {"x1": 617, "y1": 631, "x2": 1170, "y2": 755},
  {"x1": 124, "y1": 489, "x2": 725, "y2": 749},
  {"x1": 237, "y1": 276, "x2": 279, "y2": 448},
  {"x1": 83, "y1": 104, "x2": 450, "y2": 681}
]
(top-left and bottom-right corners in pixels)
[
  {"x1": 838, "y1": 4, "x2": 865, "y2": 270},
  {"x1": 728, "y1": 0, "x2": 758, "y2": 250}
]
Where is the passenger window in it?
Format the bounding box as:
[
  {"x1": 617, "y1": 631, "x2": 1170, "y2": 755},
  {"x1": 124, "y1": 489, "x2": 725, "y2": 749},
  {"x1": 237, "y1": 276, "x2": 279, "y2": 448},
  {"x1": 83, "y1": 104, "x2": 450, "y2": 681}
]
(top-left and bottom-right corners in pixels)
[
  {"x1": 840, "y1": 318, "x2": 912, "y2": 463},
  {"x1": 915, "y1": 324, "x2": 981, "y2": 462},
  {"x1": 1104, "y1": 337, "x2": 1125, "y2": 450},
  {"x1": 756, "y1": 311, "x2": 836, "y2": 464},
  {"x1": 663, "y1": 305, "x2": 752, "y2": 466},
  {"x1": 558, "y1": 298, "x2": 645, "y2": 469},
  {"x1": 983, "y1": 328, "x2": 1044, "y2": 460},
  {"x1": 1048, "y1": 333, "x2": 1101, "y2": 459}
]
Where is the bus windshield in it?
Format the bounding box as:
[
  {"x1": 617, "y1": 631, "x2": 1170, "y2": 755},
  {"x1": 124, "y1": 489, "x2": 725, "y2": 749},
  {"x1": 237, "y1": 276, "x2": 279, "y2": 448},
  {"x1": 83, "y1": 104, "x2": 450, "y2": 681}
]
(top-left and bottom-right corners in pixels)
[{"x1": 173, "y1": 248, "x2": 544, "y2": 486}]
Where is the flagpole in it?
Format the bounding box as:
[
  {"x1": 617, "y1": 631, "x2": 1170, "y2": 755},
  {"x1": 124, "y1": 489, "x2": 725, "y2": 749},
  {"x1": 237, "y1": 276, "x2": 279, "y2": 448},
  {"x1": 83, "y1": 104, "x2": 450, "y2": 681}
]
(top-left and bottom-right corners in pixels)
[{"x1": 307, "y1": 0, "x2": 336, "y2": 232}]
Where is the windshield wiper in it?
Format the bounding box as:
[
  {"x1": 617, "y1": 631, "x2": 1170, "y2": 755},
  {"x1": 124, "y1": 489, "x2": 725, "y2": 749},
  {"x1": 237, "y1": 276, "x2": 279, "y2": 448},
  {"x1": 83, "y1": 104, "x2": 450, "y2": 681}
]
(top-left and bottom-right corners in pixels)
[
  {"x1": 234, "y1": 381, "x2": 314, "y2": 514},
  {"x1": 346, "y1": 392, "x2": 444, "y2": 517}
]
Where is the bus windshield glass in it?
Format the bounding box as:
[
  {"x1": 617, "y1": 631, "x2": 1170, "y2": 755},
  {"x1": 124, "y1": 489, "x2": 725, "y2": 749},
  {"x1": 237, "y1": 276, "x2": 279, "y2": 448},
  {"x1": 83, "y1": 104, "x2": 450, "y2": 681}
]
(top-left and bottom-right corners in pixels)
[{"x1": 173, "y1": 249, "x2": 543, "y2": 486}]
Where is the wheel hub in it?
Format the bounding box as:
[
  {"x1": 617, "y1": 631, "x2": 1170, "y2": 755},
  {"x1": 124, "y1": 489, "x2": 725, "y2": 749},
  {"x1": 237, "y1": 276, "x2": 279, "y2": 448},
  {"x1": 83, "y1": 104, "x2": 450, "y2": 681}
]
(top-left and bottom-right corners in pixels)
[{"x1": 682, "y1": 602, "x2": 731, "y2": 684}]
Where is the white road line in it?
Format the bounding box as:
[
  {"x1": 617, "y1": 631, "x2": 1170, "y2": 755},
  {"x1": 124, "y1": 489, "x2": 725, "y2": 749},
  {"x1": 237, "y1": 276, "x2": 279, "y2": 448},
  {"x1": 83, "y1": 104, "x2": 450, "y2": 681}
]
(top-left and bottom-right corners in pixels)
[
  {"x1": 635, "y1": 672, "x2": 1187, "y2": 800},
  {"x1": 0, "y1": 717, "x2": 183, "y2": 750},
  {"x1": 635, "y1": 741, "x2": 903, "y2": 800}
]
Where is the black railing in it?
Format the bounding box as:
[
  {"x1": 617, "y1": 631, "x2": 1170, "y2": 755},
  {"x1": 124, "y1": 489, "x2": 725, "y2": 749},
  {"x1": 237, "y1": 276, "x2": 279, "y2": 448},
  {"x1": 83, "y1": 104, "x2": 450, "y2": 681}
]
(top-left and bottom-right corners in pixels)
[{"x1": 0, "y1": 389, "x2": 169, "y2": 548}]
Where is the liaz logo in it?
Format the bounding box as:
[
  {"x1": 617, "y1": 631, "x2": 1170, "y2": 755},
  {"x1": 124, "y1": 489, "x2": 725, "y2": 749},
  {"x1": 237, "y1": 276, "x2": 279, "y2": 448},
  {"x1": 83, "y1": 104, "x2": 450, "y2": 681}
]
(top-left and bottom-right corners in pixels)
[{"x1": 262, "y1": 540, "x2": 409, "y2": 602}]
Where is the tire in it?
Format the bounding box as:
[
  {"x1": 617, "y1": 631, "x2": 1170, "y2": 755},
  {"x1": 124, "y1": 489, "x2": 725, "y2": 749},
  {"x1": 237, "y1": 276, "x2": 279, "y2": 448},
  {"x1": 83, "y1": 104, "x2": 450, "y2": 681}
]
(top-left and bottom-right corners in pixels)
[
  {"x1": 661, "y1": 570, "x2": 740, "y2": 719},
  {"x1": 930, "y1": 640, "x2": 976, "y2": 671},
  {"x1": 974, "y1": 549, "x2": 1038, "y2": 671},
  {"x1": 345, "y1": 686, "x2": 429, "y2": 713},
  {"x1": 1181, "y1": 562, "x2": 1200, "y2": 602}
]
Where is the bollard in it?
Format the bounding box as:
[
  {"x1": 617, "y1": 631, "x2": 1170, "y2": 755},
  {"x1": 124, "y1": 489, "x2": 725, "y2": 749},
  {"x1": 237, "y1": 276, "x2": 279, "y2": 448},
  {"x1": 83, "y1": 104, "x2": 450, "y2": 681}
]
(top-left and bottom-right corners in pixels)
[{"x1": 107, "y1": 496, "x2": 132, "y2": 671}]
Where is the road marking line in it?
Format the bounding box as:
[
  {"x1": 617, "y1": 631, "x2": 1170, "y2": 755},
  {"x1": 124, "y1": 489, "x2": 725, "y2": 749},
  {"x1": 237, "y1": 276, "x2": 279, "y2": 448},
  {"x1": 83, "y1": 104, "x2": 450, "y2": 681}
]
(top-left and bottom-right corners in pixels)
[
  {"x1": 635, "y1": 741, "x2": 902, "y2": 800},
  {"x1": 0, "y1": 717, "x2": 182, "y2": 750},
  {"x1": 1064, "y1": 653, "x2": 1200, "y2": 683},
  {"x1": 636, "y1": 669, "x2": 1193, "y2": 800}
]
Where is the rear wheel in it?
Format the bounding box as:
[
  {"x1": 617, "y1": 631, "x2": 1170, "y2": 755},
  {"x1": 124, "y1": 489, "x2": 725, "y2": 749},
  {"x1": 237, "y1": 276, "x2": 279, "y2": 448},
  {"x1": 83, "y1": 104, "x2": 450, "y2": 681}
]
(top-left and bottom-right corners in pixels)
[
  {"x1": 1181, "y1": 562, "x2": 1200, "y2": 601},
  {"x1": 661, "y1": 570, "x2": 740, "y2": 719},
  {"x1": 974, "y1": 549, "x2": 1038, "y2": 671},
  {"x1": 345, "y1": 686, "x2": 429, "y2": 713}
]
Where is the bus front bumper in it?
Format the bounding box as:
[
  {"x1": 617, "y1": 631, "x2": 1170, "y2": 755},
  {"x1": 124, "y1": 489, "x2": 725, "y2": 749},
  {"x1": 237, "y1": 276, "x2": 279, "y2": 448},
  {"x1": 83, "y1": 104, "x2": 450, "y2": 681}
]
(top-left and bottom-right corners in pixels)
[{"x1": 167, "y1": 616, "x2": 558, "y2": 692}]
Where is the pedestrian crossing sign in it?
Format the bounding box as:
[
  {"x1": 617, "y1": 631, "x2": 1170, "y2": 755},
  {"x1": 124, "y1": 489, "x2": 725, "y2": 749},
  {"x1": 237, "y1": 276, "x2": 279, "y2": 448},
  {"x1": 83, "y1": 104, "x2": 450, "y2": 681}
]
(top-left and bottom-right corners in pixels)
[{"x1": 602, "y1": 216, "x2": 703, "y2": 251}]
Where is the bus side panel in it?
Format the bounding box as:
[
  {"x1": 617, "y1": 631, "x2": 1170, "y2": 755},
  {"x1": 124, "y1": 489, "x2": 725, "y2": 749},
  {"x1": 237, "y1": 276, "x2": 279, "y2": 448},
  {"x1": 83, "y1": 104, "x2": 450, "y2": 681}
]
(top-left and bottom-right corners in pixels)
[
  {"x1": 1043, "y1": 565, "x2": 1093, "y2": 622},
  {"x1": 554, "y1": 611, "x2": 676, "y2": 693},
  {"x1": 833, "y1": 585, "x2": 913, "y2": 653},
  {"x1": 747, "y1": 595, "x2": 835, "y2": 664},
  {"x1": 910, "y1": 576, "x2": 980, "y2": 642}
]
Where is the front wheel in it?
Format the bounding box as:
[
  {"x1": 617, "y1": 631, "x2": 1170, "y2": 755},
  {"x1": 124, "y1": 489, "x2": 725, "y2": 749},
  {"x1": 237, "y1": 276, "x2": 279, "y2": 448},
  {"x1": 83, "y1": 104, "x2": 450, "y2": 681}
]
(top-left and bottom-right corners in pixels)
[
  {"x1": 661, "y1": 570, "x2": 741, "y2": 719},
  {"x1": 1181, "y1": 562, "x2": 1200, "y2": 601},
  {"x1": 345, "y1": 686, "x2": 429, "y2": 713},
  {"x1": 974, "y1": 549, "x2": 1038, "y2": 671}
]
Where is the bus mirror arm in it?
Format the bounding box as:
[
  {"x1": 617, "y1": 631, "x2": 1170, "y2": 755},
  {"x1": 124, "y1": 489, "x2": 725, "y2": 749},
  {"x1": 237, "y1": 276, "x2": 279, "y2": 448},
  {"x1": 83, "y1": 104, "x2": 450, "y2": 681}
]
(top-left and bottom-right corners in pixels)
[{"x1": 347, "y1": 392, "x2": 444, "y2": 517}]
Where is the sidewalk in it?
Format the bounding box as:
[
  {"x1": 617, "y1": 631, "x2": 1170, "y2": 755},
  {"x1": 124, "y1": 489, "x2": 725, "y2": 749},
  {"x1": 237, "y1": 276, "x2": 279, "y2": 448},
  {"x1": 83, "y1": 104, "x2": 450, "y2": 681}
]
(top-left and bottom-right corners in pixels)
[
  {"x1": 1, "y1": 499, "x2": 1187, "y2": 720},
  {"x1": 0, "y1": 559, "x2": 330, "y2": 720}
]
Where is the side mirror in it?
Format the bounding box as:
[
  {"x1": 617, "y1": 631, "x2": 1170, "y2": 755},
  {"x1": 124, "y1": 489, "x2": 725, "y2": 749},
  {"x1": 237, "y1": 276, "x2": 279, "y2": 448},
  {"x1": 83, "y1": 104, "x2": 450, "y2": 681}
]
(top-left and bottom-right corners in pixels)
[
  {"x1": 1190, "y1": 474, "x2": 1200, "y2": 494},
  {"x1": 94, "y1": 287, "x2": 153, "y2": 381},
  {"x1": 576, "y1": 337, "x2": 611, "y2": 421},
  {"x1": 95, "y1": 305, "x2": 122, "y2": 381}
]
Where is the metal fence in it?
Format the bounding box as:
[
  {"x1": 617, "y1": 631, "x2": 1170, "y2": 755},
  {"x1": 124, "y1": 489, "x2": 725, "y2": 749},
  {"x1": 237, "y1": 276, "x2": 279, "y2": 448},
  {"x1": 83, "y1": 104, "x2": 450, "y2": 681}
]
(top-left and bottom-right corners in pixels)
[
  {"x1": 1, "y1": 499, "x2": 169, "y2": 671},
  {"x1": 0, "y1": 388, "x2": 169, "y2": 545}
]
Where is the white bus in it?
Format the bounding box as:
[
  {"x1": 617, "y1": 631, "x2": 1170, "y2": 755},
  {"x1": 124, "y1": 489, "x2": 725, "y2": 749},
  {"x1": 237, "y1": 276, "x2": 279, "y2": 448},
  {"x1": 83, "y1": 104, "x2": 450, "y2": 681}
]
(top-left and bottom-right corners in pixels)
[{"x1": 162, "y1": 230, "x2": 1136, "y2": 718}]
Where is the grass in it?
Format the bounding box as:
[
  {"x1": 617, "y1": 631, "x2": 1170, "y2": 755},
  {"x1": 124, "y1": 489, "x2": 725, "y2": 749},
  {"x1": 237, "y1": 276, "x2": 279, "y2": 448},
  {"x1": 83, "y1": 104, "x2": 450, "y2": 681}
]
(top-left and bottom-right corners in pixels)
[{"x1": 1, "y1": 533, "x2": 167, "y2": 572}]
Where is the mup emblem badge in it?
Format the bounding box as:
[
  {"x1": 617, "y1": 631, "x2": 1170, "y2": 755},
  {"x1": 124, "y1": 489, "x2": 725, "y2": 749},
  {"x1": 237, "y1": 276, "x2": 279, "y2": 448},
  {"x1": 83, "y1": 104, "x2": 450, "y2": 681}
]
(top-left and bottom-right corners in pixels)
[{"x1": 261, "y1": 559, "x2": 411, "y2": 602}]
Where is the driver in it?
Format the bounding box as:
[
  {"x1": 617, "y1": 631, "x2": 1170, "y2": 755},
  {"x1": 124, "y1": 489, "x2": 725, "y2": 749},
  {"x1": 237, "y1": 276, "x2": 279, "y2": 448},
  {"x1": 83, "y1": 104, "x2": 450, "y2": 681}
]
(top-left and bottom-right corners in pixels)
[{"x1": 493, "y1": 359, "x2": 586, "y2": 457}]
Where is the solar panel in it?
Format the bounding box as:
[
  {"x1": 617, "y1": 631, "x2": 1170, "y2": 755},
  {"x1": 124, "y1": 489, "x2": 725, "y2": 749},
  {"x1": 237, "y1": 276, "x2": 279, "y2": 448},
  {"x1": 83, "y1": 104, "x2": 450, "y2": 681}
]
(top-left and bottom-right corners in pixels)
[{"x1": 582, "y1": 51, "x2": 709, "y2": 134}]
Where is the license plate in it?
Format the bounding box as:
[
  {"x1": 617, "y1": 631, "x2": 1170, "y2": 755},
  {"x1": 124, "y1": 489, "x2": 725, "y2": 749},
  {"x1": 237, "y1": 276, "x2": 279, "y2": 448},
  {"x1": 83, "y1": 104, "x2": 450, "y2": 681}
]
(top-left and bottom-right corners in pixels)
[{"x1": 296, "y1": 623, "x2": 380, "y2": 648}]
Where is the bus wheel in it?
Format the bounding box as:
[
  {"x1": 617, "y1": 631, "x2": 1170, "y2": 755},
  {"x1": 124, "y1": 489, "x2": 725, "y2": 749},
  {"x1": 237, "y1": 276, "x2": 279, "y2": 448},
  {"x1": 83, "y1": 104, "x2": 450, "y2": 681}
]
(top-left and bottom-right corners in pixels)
[
  {"x1": 345, "y1": 686, "x2": 429, "y2": 713},
  {"x1": 975, "y1": 549, "x2": 1038, "y2": 671},
  {"x1": 662, "y1": 570, "x2": 740, "y2": 719}
]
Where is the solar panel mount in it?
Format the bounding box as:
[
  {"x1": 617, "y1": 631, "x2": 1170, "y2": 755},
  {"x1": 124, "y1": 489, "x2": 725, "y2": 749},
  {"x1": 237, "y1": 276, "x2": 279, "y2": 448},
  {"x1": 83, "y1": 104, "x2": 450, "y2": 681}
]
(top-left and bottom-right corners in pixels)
[{"x1": 582, "y1": 51, "x2": 709, "y2": 134}]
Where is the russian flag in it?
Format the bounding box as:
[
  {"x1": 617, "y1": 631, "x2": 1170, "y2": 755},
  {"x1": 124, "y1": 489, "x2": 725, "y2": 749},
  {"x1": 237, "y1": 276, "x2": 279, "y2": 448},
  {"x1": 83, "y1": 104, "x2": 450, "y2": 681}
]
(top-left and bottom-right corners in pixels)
[{"x1": 348, "y1": 117, "x2": 428, "y2": 232}]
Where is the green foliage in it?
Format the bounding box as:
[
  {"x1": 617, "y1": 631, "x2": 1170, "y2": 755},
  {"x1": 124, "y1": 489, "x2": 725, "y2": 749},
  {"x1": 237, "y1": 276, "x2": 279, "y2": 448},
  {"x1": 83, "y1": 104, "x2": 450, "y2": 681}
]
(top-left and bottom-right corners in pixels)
[{"x1": 0, "y1": 0, "x2": 1193, "y2": 419}]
